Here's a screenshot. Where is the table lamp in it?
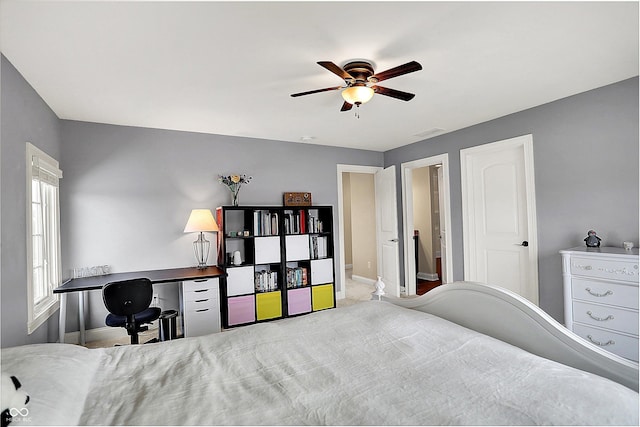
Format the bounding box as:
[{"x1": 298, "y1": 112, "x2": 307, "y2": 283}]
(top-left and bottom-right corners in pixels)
[{"x1": 184, "y1": 209, "x2": 219, "y2": 268}]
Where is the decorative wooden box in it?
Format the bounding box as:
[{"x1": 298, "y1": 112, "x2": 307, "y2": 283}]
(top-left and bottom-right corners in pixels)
[{"x1": 283, "y1": 192, "x2": 312, "y2": 206}]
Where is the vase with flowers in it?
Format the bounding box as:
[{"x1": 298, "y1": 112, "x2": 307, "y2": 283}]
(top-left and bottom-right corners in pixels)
[{"x1": 218, "y1": 174, "x2": 252, "y2": 206}]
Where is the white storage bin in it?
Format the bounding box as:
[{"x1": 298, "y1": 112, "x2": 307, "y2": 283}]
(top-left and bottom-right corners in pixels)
[
  {"x1": 255, "y1": 236, "x2": 281, "y2": 264},
  {"x1": 311, "y1": 258, "x2": 334, "y2": 285},
  {"x1": 286, "y1": 235, "x2": 310, "y2": 261}
]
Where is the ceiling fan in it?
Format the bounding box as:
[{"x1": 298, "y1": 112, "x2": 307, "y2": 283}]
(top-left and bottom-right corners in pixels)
[{"x1": 291, "y1": 60, "x2": 422, "y2": 112}]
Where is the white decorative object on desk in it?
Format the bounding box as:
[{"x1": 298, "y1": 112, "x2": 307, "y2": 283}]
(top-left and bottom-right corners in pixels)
[
  {"x1": 372, "y1": 276, "x2": 386, "y2": 300},
  {"x1": 560, "y1": 246, "x2": 639, "y2": 362}
]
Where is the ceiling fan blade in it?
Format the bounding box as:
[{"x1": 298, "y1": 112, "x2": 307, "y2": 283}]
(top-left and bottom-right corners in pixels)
[
  {"x1": 372, "y1": 85, "x2": 416, "y2": 101},
  {"x1": 371, "y1": 61, "x2": 422, "y2": 82},
  {"x1": 291, "y1": 86, "x2": 343, "y2": 97},
  {"x1": 318, "y1": 61, "x2": 355, "y2": 81},
  {"x1": 340, "y1": 101, "x2": 353, "y2": 112}
]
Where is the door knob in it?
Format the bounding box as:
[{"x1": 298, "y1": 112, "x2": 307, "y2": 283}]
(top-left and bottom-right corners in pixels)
[
  {"x1": 520, "y1": 241, "x2": 529, "y2": 247},
  {"x1": 389, "y1": 238, "x2": 398, "y2": 242}
]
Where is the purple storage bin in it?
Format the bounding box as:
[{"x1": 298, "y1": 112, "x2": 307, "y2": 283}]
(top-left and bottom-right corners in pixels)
[
  {"x1": 228, "y1": 295, "x2": 255, "y2": 326},
  {"x1": 287, "y1": 287, "x2": 312, "y2": 316}
]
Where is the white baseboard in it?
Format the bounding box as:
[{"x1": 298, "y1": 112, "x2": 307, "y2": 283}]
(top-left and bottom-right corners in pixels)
[
  {"x1": 64, "y1": 324, "x2": 159, "y2": 345},
  {"x1": 351, "y1": 274, "x2": 376, "y2": 286},
  {"x1": 417, "y1": 272, "x2": 440, "y2": 281}
]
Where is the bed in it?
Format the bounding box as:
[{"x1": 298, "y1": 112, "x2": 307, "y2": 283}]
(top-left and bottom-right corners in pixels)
[{"x1": 2, "y1": 281, "x2": 638, "y2": 425}]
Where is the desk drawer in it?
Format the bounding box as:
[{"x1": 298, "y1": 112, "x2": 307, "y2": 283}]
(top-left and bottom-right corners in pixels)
[
  {"x1": 183, "y1": 286, "x2": 218, "y2": 303},
  {"x1": 184, "y1": 297, "x2": 217, "y2": 312},
  {"x1": 183, "y1": 278, "x2": 218, "y2": 293},
  {"x1": 572, "y1": 300, "x2": 638, "y2": 336},
  {"x1": 570, "y1": 256, "x2": 639, "y2": 283},
  {"x1": 573, "y1": 324, "x2": 639, "y2": 362},
  {"x1": 183, "y1": 306, "x2": 220, "y2": 337},
  {"x1": 571, "y1": 278, "x2": 638, "y2": 309}
]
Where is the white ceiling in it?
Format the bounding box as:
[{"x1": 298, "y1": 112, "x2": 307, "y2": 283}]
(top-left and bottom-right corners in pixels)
[{"x1": 1, "y1": 1, "x2": 638, "y2": 152}]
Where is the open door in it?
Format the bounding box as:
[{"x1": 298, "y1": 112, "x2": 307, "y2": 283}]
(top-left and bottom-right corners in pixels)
[
  {"x1": 375, "y1": 166, "x2": 401, "y2": 297},
  {"x1": 437, "y1": 165, "x2": 448, "y2": 283}
]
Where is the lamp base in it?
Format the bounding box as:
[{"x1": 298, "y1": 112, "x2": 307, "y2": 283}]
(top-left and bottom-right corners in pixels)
[{"x1": 193, "y1": 232, "x2": 210, "y2": 269}]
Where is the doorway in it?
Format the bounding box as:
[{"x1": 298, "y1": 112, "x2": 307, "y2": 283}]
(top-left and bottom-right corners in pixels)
[
  {"x1": 336, "y1": 165, "x2": 381, "y2": 301},
  {"x1": 401, "y1": 154, "x2": 453, "y2": 296}
]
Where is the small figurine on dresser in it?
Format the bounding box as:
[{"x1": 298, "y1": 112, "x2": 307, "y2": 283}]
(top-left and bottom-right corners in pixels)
[{"x1": 584, "y1": 230, "x2": 601, "y2": 247}]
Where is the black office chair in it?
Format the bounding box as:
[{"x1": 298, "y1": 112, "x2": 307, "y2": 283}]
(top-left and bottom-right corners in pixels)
[{"x1": 102, "y1": 278, "x2": 161, "y2": 345}]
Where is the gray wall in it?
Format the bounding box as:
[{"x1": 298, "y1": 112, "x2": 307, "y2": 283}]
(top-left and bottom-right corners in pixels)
[
  {"x1": 385, "y1": 77, "x2": 639, "y2": 321},
  {"x1": 1, "y1": 55, "x2": 62, "y2": 347},
  {"x1": 59, "y1": 121, "x2": 382, "y2": 332}
]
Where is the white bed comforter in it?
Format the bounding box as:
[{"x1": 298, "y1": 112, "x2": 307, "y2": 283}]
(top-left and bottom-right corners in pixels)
[{"x1": 2, "y1": 301, "x2": 638, "y2": 425}]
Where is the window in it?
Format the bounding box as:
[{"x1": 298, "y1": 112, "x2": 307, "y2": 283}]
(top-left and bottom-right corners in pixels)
[{"x1": 26, "y1": 143, "x2": 62, "y2": 334}]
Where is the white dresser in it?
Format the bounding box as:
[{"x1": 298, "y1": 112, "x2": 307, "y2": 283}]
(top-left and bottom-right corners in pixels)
[
  {"x1": 180, "y1": 278, "x2": 221, "y2": 338},
  {"x1": 561, "y1": 246, "x2": 639, "y2": 361}
]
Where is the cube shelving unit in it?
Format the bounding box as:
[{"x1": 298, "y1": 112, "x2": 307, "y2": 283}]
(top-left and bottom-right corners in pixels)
[{"x1": 216, "y1": 205, "x2": 335, "y2": 328}]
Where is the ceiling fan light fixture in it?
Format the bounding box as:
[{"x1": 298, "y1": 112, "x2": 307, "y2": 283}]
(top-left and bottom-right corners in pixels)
[{"x1": 341, "y1": 86, "x2": 374, "y2": 105}]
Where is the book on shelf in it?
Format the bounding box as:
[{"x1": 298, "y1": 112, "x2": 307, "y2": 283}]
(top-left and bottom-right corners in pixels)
[
  {"x1": 310, "y1": 235, "x2": 328, "y2": 259},
  {"x1": 255, "y1": 269, "x2": 278, "y2": 292},
  {"x1": 284, "y1": 210, "x2": 303, "y2": 234},
  {"x1": 286, "y1": 266, "x2": 308, "y2": 289},
  {"x1": 253, "y1": 210, "x2": 279, "y2": 236},
  {"x1": 307, "y1": 215, "x2": 324, "y2": 234}
]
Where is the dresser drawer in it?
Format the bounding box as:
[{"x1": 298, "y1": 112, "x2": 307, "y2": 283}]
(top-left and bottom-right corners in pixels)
[
  {"x1": 571, "y1": 278, "x2": 639, "y2": 310},
  {"x1": 573, "y1": 324, "x2": 639, "y2": 362},
  {"x1": 572, "y1": 300, "x2": 638, "y2": 335},
  {"x1": 570, "y1": 256, "x2": 639, "y2": 283}
]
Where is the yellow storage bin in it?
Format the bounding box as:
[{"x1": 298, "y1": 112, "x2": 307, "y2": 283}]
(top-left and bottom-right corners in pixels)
[
  {"x1": 256, "y1": 291, "x2": 282, "y2": 320},
  {"x1": 312, "y1": 284, "x2": 334, "y2": 311}
]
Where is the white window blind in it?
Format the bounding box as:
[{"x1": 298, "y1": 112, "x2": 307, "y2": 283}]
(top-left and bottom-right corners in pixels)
[{"x1": 27, "y1": 143, "x2": 63, "y2": 334}]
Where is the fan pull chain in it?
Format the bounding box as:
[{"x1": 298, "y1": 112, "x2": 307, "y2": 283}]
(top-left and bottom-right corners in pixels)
[{"x1": 355, "y1": 103, "x2": 360, "y2": 119}]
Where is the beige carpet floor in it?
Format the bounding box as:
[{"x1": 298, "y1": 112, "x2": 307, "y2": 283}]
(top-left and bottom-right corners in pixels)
[{"x1": 83, "y1": 273, "x2": 373, "y2": 349}]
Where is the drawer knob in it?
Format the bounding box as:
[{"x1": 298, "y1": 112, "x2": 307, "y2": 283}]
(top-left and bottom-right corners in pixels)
[
  {"x1": 586, "y1": 311, "x2": 614, "y2": 322},
  {"x1": 586, "y1": 335, "x2": 615, "y2": 347},
  {"x1": 585, "y1": 288, "x2": 613, "y2": 298}
]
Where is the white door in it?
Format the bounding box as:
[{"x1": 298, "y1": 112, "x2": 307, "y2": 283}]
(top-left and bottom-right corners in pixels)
[
  {"x1": 437, "y1": 165, "x2": 448, "y2": 283},
  {"x1": 461, "y1": 134, "x2": 539, "y2": 304},
  {"x1": 375, "y1": 166, "x2": 401, "y2": 297}
]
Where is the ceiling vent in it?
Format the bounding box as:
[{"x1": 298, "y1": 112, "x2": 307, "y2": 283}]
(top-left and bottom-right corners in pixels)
[{"x1": 414, "y1": 128, "x2": 445, "y2": 139}]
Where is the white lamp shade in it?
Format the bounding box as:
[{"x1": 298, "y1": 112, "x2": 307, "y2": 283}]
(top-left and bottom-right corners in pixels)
[
  {"x1": 341, "y1": 86, "x2": 374, "y2": 105},
  {"x1": 184, "y1": 209, "x2": 219, "y2": 233}
]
